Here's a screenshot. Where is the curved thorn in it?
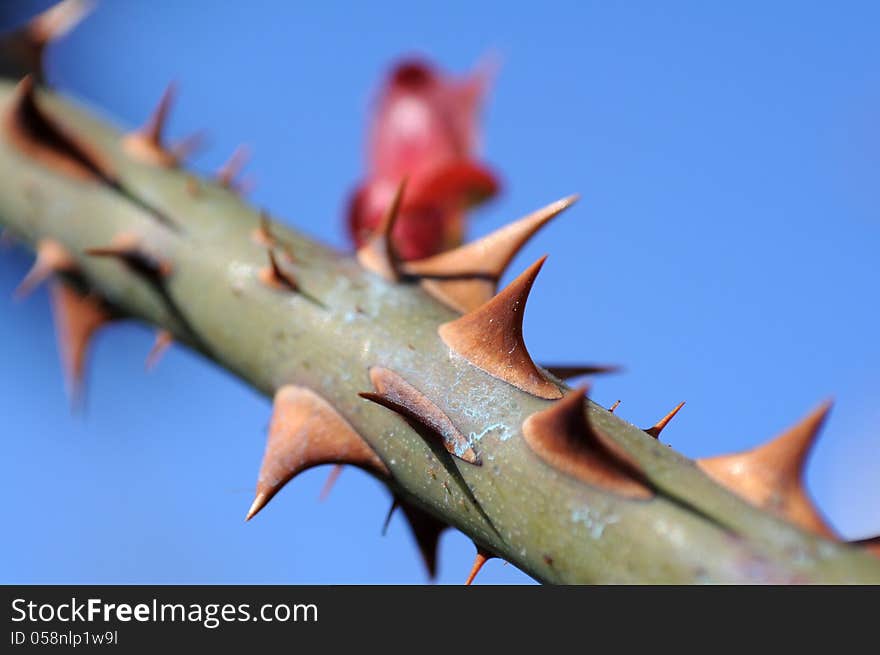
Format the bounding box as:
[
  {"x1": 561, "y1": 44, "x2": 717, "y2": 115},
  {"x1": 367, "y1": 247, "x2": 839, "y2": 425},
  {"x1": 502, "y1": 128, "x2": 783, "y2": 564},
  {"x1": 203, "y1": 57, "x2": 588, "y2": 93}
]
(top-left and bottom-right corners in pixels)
[{"x1": 438, "y1": 256, "x2": 562, "y2": 399}]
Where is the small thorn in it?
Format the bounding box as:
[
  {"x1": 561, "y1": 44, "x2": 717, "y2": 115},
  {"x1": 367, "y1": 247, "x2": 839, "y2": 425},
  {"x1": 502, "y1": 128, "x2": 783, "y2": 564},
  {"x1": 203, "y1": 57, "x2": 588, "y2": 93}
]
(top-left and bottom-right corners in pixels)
[
  {"x1": 464, "y1": 548, "x2": 491, "y2": 585},
  {"x1": 216, "y1": 144, "x2": 251, "y2": 189},
  {"x1": 14, "y1": 239, "x2": 75, "y2": 299},
  {"x1": 319, "y1": 464, "x2": 344, "y2": 501},
  {"x1": 259, "y1": 249, "x2": 299, "y2": 292},
  {"x1": 121, "y1": 82, "x2": 180, "y2": 167},
  {"x1": 252, "y1": 211, "x2": 276, "y2": 248},
  {"x1": 381, "y1": 498, "x2": 400, "y2": 536},
  {"x1": 356, "y1": 178, "x2": 406, "y2": 281},
  {"x1": 645, "y1": 401, "x2": 685, "y2": 438},
  {"x1": 49, "y1": 281, "x2": 113, "y2": 409},
  {"x1": 609, "y1": 400, "x2": 621, "y2": 413},
  {"x1": 145, "y1": 329, "x2": 173, "y2": 371}
]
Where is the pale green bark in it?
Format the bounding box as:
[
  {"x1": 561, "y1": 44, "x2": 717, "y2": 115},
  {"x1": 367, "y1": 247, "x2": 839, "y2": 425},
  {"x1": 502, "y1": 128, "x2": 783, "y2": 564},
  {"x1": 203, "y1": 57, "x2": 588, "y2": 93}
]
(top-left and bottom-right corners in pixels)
[{"x1": 2, "y1": 81, "x2": 878, "y2": 583}]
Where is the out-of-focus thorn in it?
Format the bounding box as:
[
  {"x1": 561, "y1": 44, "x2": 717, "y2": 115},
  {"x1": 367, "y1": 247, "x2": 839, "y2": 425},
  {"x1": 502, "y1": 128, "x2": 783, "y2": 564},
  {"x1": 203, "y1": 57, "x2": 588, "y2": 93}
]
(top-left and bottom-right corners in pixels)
[
  {"x1": 14, "y1": 239, "x2": 75, "y2": 299},
  {"x1": 145, "y1": 329, "x2": 173, "y2": 371},
  {"x1": 258, "y1": 249, "x2": 298, "y2": 292},
  {"x1": 49, "y1": 281, "x2": 113, "y2": 409},
  {"x1": 122, "y1": 82, "x2": 179, "y2": 167},
  {"x1": 644, "y1": 401, "x2": 685, "y2": 439},
  {"x1": 438, "y1": 255, "x2": 562, "y2": 399},
  {"x1": 216, "y1": 144, "x2": 251, "y2": 189},
  {"x1": 0, "y1": 0, "x2": 94, "y2": 83},
  {"x1": 171, "y1": 131, "x2": 207, "y2": 161},
  {"x1": 464, "y1": 546, "x2": 492, "y2": 585},
  {"x1": 356, "y1": 178, "x2": 406, "y2": 281},
  {"x1": 609, "y1": 400, "x2": 621, "y2": 413},
  {"x1": 697, "y1": 400, "x2": 836, "y2": 538},
  {"x1": 252, "y1": 212, "x2": 276, "y2": 248},
  {"x1": 319, "y1": 464, "x2": 344, "y2": 501}
]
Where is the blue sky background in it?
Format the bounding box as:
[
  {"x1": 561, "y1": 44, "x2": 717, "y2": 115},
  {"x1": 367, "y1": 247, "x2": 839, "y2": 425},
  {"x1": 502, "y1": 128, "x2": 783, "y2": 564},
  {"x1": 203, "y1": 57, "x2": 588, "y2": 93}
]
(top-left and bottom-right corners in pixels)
[{"x1": 1, "y1": 1, "x2": 878, "y2": 584}]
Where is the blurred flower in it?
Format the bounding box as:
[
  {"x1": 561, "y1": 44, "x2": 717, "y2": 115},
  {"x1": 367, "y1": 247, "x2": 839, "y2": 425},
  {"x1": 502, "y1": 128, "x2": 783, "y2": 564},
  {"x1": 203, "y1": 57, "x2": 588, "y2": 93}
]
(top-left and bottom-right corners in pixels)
[{"x1": 347, "y1": 57, "x2": 500, "y2": 260}]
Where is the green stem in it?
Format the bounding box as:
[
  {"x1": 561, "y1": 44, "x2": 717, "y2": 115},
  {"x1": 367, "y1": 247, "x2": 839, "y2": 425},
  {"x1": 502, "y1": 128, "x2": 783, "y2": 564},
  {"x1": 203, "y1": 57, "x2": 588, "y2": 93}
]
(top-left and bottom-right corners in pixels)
[{"x1": 2, "y1": 81, "x2": 878, "y2": 583}]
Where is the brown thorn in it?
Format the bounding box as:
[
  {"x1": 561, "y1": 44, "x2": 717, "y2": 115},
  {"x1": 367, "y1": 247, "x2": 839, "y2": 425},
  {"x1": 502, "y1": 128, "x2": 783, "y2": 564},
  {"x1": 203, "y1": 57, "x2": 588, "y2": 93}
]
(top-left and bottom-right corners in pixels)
[
  {"x1": 522, "y1": 385, "x2": 653, "y2": 498},
  {"x1": 258, "y1": 249, "x2": 298, "y2": 292},
  {"x1": 251, "y1": 211, "x2": 276, "y2": 248},
  {"x1": 697, "y1": 400, "x2": 836, "y2": 538},
  {"x1": 48, "y1": 281, "x2": 113, "y2": 409},
  {"x1": 3, "y1": 0, "x2": 94, "y2": 83},
  {"x1": 145, "y1": 329, "x2": 173, "y2": 371},
  {"x1": 464, "y1": 547, "x2": 492, "y2": 585},
  {"x1": 356, "y1": 178, "x2": 406, "y2": 282},
  {"x1": 245, "y1": 386, "x2": 388, "y2": 521},
  {"x1": 645, "y1": 401, "x2": 685, "y2": 439},
  {"x1": 438, "y1": 256, "x2": 562, "y2": 399},
  {"x1": 609, "y1": 400, "x2": 621, "y2": 413},
  {"x1": 361, "y1": 366, "x2": 480, "y2": 465},
  {"x1": 14, "y1": 239, "x2": 76, "y2": 299},
  {"x1": 216, "y1": 144, "x2": 251, "y2": 189},
  {"x1": 121, "y1": 82, "x2": 178, "y2": 167},
  {"x1": 318, "y1": 464, "x2": 344, "y2": 502},
  {"x1": 26, "y1": 0, "x2": 94, "y2": 49},
  {"x1": 403, "y1": 195, "x2": 578, "y2": 312},
  {"x1": 4, "y1": 75, "x2": 118, "y2": 185}
]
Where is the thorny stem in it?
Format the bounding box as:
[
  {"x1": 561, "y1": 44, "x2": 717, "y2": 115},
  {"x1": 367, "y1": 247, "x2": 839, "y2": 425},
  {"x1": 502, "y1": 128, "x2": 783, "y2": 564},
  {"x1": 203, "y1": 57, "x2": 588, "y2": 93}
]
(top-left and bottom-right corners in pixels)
[{"x1": 1, "y1": 81, "x2": 878, "y2": 583}]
